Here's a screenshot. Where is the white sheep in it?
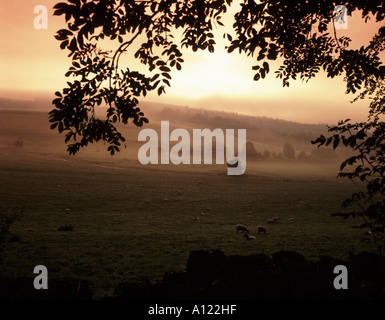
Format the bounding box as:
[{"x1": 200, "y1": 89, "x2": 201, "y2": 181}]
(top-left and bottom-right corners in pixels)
[
  {"x1": 235, "y1": 224, "x2": 249, "y2": 233},
  {"x1": 257, "y1": 225, "x2": 267, "y2": 234},
  {"x1": 244, "y1": 234, "x2": 256, "y2": 240}
]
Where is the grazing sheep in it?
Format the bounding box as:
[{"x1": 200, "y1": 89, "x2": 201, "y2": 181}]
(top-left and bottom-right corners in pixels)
[
  {"x1": 235, "y1": 224, "x2": 249, "y2": 233},
  {"x1": 193, "y1": 217, "x2": 200, "y2": 221},
  {"x1": 244, "y1": 234, "x2": 256, "y2": 240},
  {"x1": 257, "y1": 225, "x2": 267, "y2": 234}
]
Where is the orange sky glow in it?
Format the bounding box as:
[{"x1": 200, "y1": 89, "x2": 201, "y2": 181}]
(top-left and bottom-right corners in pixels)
[{"x1": 0, "y1": 0, "x2": 383, "y2": 124}]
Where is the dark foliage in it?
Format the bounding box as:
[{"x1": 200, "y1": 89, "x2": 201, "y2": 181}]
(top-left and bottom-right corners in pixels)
[
  {"x1": 50, "y1": 0, "x2": 230, "y2": 155},
  {"x1": 230, "y1": 1, "x2": 384, "y2": 92},
  {"x1": 51, "y1": 1, "x2": 384, "y2": 155},
  {"x1": 312, "y1": 81, "x2": 385, "y2": 250}
]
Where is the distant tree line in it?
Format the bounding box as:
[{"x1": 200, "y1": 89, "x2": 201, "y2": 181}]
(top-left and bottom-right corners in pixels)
[
  {"x1": 246, "y1": 141, "x2": 337, "y2": 162},
  {"x1": 147, "y1": 106, "x2": 329, "y2": 148}
]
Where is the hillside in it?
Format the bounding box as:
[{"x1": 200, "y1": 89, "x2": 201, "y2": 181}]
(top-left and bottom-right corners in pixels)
[
  {"x1": 138, "y1": 101, "x2": 331, "y2": 153},
  {"x1": 0, "y1": 97, "x2": 48, "y2": 112},
  {"x1": 0, "y1": 97, "x2": 346, "y2": 163}
]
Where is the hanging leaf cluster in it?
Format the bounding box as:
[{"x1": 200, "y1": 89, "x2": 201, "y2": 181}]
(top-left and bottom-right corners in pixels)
[
  {"x1": 50, "y1": 0, "x2": 231, "y2": 155},
  {"x1": 227, "y1": 0, "x2": 384, "y2": 92}
]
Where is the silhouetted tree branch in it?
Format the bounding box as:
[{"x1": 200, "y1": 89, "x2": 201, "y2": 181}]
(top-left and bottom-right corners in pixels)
[{"x1": 50, "y1": 0, "x2": 229, "y2": 155}]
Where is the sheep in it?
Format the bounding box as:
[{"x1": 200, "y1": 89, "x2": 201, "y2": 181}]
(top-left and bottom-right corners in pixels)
[
  {"x1": 267, "y1": 217, "x2": 280, "y2": 223},
  {"x1": 244, "y1": 234, "x2": 256, "y2": 240},
  {"x1": 257, "y1": 225, "x2": 267, "y2": 234},
  {"x1": 235, "y1": 224, "x2": 249, "y2": 233},
  {"x1": 288, "y1": 217, "x2": 296, "y2": 221}
]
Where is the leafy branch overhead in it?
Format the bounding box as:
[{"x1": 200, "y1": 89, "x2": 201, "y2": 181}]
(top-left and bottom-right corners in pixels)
[
  {"x1": 50, "y1": 0, "x2": 230, "y2": 155},
  {"x1": 227, "y1": 0, "x2": 385, "y2": 91},
  {"x1": 51, "y1": 0, "x2": 385, "y2": 156}
]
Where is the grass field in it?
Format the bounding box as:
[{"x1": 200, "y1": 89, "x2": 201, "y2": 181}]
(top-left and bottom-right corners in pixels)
[{"x1": 0, "y1": 110, "x2": 377, "y2": 299}]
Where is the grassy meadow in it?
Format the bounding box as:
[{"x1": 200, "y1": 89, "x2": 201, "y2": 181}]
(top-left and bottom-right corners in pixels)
[{"x1": 0, "y1": 109, "x2": 377, "y2": 299}]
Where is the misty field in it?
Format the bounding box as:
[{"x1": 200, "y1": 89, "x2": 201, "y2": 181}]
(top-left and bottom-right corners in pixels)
[{"x1": 0, "y1": 110, "x2": 377, "y2": 298}]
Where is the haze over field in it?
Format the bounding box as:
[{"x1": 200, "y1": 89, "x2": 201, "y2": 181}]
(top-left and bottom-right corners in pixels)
[{"x1": 0, "y1": 98, "x2": 348, "y2": 180}]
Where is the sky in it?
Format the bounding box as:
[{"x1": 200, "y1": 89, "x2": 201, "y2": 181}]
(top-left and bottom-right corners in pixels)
[{"x1": 0, "y1": 0, "x2": 383, "y2": 124}]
